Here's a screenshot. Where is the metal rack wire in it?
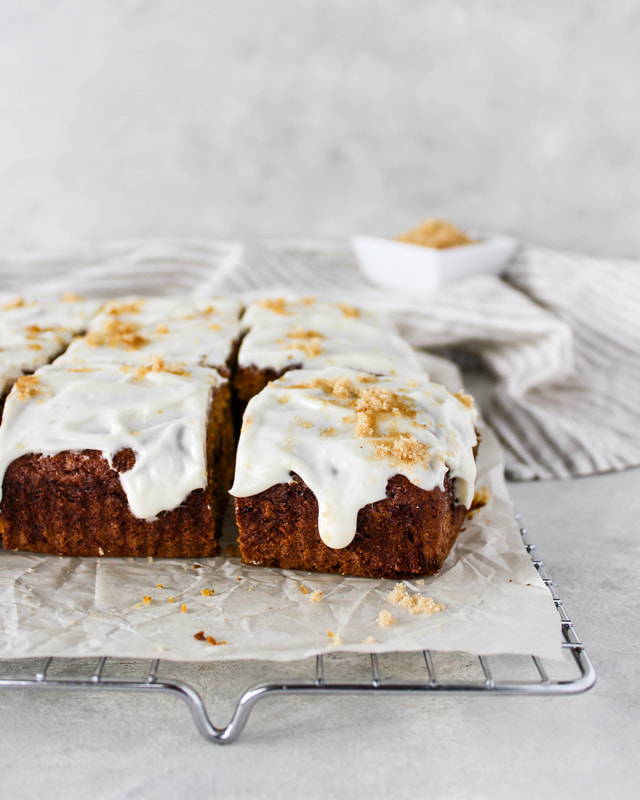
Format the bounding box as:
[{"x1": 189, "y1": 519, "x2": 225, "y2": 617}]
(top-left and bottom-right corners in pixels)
[{"x1": 0, "y1": 517, "x2": 595, "y2": 744}]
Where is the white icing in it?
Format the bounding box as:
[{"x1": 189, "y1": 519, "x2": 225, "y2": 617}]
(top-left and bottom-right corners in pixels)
[
  {"x1": 0, "y1": 298, "x2": 103, "y2": 391},
  {"x1": 55, "y1": 296, "x2": 243, "y2": 370},
  {"x1": 239, "y1": 299, "x2": 423, "y2": 377},
  {"x1": 0, "y1": 362, "x2": 222, "y2": 519},
  {"x1": 230, "y1": 367, "x2": 478, "y2": 549}
]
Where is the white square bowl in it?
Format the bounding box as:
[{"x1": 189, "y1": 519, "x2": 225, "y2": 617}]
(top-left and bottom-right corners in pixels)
[{"x1": 352, "y1": 233, "x2": 518, "y2": 292}]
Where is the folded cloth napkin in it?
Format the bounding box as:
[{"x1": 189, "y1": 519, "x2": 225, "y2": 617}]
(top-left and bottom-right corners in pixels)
[{"x1": 2, "y1": 238, "x2": 638, "y2": 481}]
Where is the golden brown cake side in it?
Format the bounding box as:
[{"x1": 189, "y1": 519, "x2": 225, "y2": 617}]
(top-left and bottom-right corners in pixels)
[{"x1": 235, "y1": 473, "x2": 466, "y2": 579}]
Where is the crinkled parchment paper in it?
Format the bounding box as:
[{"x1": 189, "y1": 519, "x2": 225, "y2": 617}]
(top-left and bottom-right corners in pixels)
[{"x1": 0, "y1": 241, "x2": 562, "y2": 662}]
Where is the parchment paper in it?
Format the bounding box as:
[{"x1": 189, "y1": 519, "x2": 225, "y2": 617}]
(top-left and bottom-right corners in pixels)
[{"x1": 0, "y1": 241, "x2": 562, "y2": 662}]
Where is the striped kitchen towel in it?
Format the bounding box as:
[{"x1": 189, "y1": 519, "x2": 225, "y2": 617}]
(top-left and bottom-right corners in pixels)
[{"x1": 2, "y1": 237, "x2": 638, "y2": 480}]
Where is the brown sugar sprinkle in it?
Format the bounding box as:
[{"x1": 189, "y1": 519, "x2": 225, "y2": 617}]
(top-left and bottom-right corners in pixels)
[
  {"x1": 168, "y1": 597, "x2": 176, "y2": 603},
  {"x1": 155, "y1": 324, "x2": 169, "y2": 335},
  {"x1": 156, "y1": 583, "x2": 164, "y2": 589},
  {"x1": 180, "y1": 603, "x2": 187, "y2": 613},
  {"x1": 299, "y1": 584, "x2": 309, "y2": 594},
  {"x1": 66, "y1": 366, "x2": 95, "y2": 373},
  {"x1": 388, "y1": 583, "x2": 444, "y2": 615},
  {"x1": 454, "y1": 391, "x2": 475, "y2": 410},
  {"x1": 208, "y1": 323, "x2": 221, "y2": 331},
  {"x1": 143, "y1": 596, "x2": 152, "y2": 605},
  {"x1": 295, "y1": 416, "x2": 314, "y2": 429},
  {"x1": 200, "y1": 588, "x2": 215, "y2": 597},
  {"x1": 133, "y1": 356, "x2": 190, "y2": 380},
  {"x1": 14, "y1": 375, "x2": 41, "y2": 399},
  {"x1": 320, "y1": 427, "x2": 336, "y2": 437},
  {"x1": 27, "y1": 343, "x2": 42, "y2": 351},
  {"x1": 258, "y1": 297, "x2": 288, "y2": 314},
  {"x1": 372, "y1": 433, "x2": 430, "y2": 466},
  {"x1": 104, "y1": 299, "x2": 144, "y2": 315},
  {"x1": 60, "y1": 292, "x2": 84, "y2": 302},
  {"x1": 2, "y1": 296, "x2": 25, "y2": 310},
  {"x1": 286, "y1": 327, "x2": 324, "y2": 358},
  {"x1": 86, "y1": 319, "x2": 150, "y2": 350},
  {"x1": 338, "y1": 302, "x2": 360, "y2": 318},
  {"x1": 396, "y1": 218, "x2": 473, "y2": 249},
  {"x1": 301, "y1": 296, "x2": 316, "y2": 306}
]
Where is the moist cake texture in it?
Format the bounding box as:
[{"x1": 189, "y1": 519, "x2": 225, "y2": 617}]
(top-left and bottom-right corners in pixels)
[
  {"x1": 231, "y1": 367, "x2": 478, "y2": 578},
  {"x1": 0, "y1": 361, "x2": 233, "y2": 557}
]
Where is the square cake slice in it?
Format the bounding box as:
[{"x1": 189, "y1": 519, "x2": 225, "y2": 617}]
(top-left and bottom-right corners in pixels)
[
  {"x1": 234, "y1": 297, "x2": 423, "y2": 404},
  {"x1": 0, "y1": 361, "x2": 234, "y2": 557},
  {"x1": 55, "y1": 296, "x2": 243, "y2": 376},
  {"x1": 231, "y1": 367, "x2": 478, "y2": 579}
]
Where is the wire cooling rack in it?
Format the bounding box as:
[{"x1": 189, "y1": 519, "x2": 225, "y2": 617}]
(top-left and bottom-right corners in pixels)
[{"x1": 0, "y1": 517, "x2": 595, "y2": 744}]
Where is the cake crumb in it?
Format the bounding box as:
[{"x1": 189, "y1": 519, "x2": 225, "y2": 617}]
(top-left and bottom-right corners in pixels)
[
  {"x1": 309, "y1": 590, "x2": 323, "y2": 603},
  {"x1": 98, "y1": 547, "x2": 105, "y2": 557},
  {"x1": 377, "y1": 609, "x2": 397, "y2": 627},
  {"x1": 156, "y1": 583, "x2": 164, "y2": 589},
  {"x1": 361, "y1": 635, "x2": 377, "y2": 644},
  {"x1": 416, "y1": 579, "x2": 425, "y2": 586},
  {"x1": 14, "y1": 375, "x2": 41, "y2": 399},
  {"x1": 299, "y1": 584, "x2": 309, "y2": 595},
  {"x1": 468, "y1": 486, "x2": 490, "y2": 517},
  {"x1": 147, "y1": 556, "x2": 154, "y2": 563},
  {"x1": 143, "y1": 596, "x2": 152, "y2": 605},
  {"x1": 192, "y1": 563, "x2": 201, "y2": 569},
  {"x1": 206, "y1": 636, "x2": 227, "y2": 646},
  {"x1": 328, "y1": 631, "x2": 343, "y2": 645},
  {"x1": 201, "y1": 588, "x2": 215, "y2": 597},
  {"x1": 180, "y1": 603, "x2": 187, "y2": 613},
  {"x1": 194, "y1": 630, "x2": 206, "y2": 641},
  {"x1": 388, "y1": 583, "x2": 445, "y2": 615},
  {"x1": 236, "y1": 576, "x2": 243, "y2": 581}
]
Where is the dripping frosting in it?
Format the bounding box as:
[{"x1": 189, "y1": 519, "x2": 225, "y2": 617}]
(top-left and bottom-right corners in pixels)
[{"x1": 230, "y1": 367, "x2": 478, "y2": 549}]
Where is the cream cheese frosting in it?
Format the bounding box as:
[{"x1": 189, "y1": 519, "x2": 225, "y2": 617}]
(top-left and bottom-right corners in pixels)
[
  {"x1": 238, "y1": 298, "x2": 423, "y2": 377},
  {"x1": 230, "y1": 367, "x2": 478, "y2": 549},
  {"x1": 56, "y1": 296, "x2": 243, "y2": 371},
  {"x1": 0, "y1": 362, "x2": 222, "y2": 519}
]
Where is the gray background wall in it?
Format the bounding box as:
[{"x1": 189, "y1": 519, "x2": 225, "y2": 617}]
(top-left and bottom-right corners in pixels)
[{"x1": 1, "y1": 0, "x2": 638, "y2": 256}]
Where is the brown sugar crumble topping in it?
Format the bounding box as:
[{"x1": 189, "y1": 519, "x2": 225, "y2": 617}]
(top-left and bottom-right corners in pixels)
[
  {"x1": 104, "y1": 299, "x2": 145, "y2": 315},
  {"x1": 60, "y1": 292, "x2": 84, "y2": 302},
  {"x1": 14, "y1": 375, "x2": 41, "y2": 399},
  {"x1": 86, "y1": 319, "x2": 150, "y2": 350},
  {"x1": 258, "y1": 297, "x2": 289, "y2": 314},
  {"x1": 299, "y1": 584, "x2": 309, "y2": 595},
  {"x1": 133, "y1": 356, "x2": 190, "y2": 380},
  {"x1": 338, "y1": 302, "x2": 360, "y2": 318},
  {"x1": 2, "y1": 296, "x2": 26, "y2": 311},
  {"x1": 396, "y1": 218, "x2": 473, "y2": 249},
  {"x1": 454, "y1": 391, "x2": 475, "y2": 410},
  {"x1": 286, "y1": 327, "x2": 324, "y2": 358}
]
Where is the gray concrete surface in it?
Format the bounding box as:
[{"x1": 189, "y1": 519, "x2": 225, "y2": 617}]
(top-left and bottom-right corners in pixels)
[
  {"x1": 1, "y1": 1, "x2": 640, "y2": 257},
  {"x1": 0, "y1": 463, "x2": 637, "y2": 800}
]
